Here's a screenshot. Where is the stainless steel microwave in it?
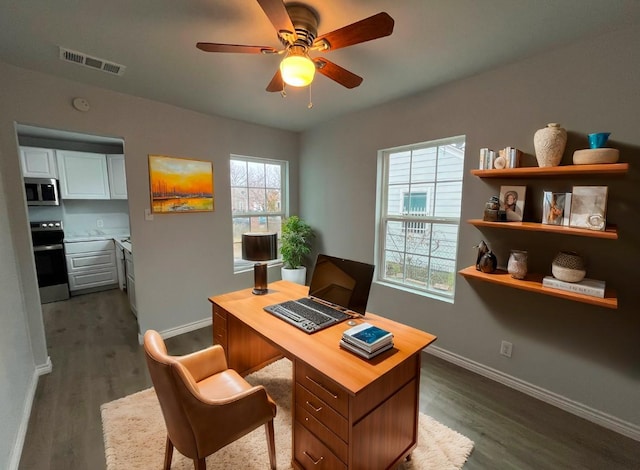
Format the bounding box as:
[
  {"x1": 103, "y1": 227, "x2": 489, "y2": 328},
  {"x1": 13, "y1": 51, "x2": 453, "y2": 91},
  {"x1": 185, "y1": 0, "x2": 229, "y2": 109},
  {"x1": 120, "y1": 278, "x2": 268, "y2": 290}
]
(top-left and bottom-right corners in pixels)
[{"x1": 25, "y1": 178, "x2": 60, "y2": 206}]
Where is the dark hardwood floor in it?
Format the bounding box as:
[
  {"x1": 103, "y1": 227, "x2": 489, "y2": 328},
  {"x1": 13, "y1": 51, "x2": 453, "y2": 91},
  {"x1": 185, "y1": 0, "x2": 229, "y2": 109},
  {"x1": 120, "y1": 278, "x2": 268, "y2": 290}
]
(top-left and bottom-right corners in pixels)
[{"x1": 19, "y1": 289, "x2": 640, "y2": 469}]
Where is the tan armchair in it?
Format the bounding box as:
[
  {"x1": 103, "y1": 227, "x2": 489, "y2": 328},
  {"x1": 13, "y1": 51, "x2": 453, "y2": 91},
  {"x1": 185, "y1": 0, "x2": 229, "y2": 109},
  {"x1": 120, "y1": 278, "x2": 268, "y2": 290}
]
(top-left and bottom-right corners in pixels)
[{"x1": 143, "y1": 330, "x2": 276, "y2": 470}]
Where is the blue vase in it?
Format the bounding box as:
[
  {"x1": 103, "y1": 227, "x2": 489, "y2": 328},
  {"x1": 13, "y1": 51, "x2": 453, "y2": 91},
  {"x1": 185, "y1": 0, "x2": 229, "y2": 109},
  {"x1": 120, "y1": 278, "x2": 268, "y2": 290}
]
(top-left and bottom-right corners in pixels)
[{"x1": 588, "y1": 132, "x2": 611, "y2": 149}]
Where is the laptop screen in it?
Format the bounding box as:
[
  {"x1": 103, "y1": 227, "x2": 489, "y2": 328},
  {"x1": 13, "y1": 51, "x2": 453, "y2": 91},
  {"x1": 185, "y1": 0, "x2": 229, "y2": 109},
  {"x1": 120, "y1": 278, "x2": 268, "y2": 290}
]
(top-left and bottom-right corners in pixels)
[{"x1": 308, "y1": 254, "x2": 375, "y2": 315}]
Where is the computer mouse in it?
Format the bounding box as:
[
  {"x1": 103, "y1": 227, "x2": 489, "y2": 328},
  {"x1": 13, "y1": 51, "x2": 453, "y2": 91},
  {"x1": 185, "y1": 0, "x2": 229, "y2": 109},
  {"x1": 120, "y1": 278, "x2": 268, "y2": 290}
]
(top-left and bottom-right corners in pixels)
[{"x1": 347, "y1": 320, "x2": 357, "y2": 326}]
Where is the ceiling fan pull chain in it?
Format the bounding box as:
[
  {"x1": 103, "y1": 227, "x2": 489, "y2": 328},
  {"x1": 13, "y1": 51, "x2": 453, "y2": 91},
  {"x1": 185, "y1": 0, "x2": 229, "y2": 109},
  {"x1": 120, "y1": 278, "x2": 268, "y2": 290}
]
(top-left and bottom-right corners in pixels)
[{"x1": 308, "y1": 85, "x2": 313, "y2": 109}]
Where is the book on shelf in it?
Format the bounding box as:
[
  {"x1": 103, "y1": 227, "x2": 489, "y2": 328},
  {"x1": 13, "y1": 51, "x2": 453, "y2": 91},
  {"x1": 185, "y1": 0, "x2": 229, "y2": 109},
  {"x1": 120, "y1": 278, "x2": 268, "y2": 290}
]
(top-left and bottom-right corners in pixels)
[
  {"x1": 542, "y1": 276, "x2": 606, "y2": 298},
  {"x1": 343, "y1": 323, "x2": 393, "y2": 352},
  {"x1": 339, "y1": 339, "x2": 394, "y2": 360}
]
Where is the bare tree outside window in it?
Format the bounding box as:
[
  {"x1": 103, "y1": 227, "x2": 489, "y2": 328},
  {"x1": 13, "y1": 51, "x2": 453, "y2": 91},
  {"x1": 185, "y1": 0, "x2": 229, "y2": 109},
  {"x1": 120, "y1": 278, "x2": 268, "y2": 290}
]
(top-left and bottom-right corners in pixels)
[{"x1": 230, "y1": 156, "x2": 288, "y2": 271}]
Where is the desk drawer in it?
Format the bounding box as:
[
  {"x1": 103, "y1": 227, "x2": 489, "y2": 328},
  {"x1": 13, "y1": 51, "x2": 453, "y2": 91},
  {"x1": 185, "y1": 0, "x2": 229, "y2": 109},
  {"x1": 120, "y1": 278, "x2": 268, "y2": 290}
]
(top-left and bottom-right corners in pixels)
[
  {"x1": 296, "y1": 383, "x2": 348, "y2": 441},
  {"x1": 296, "y1": 361, "x2": 349, "y2": 418},
  {"x1": 294, "y1": 422, "x2": 346, "y2": 470},
  {"x1": 296, "y1": 403, "x2": 348, "y2": 463},
  {"x1": 213, "y1": 307, "x2": 228, "y2": 349}
]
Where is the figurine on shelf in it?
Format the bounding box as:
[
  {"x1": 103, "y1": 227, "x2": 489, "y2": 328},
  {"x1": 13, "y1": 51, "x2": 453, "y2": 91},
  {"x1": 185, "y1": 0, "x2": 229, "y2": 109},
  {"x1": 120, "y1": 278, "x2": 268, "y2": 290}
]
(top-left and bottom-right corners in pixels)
[
  {"x1": 483, "y1": 195, "x2": 507, "y2": 222},
  {"x1": 475, "y1": 240, "x2": 498, "y2": 273}
]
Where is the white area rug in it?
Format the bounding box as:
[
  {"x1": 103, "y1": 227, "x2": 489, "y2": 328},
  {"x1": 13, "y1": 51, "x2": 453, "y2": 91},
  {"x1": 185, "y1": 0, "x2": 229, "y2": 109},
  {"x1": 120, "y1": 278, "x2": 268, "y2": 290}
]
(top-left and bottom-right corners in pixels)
[{"x1": 101, "y1": 359, "x2": 473, "y2": 469}]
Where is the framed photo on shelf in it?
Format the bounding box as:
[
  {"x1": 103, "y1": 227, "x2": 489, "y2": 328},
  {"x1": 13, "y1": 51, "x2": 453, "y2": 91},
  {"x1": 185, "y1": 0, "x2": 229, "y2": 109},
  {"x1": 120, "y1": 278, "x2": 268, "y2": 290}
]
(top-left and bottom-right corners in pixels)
[
  {"x1": 499, "y1": 185, "x2": 526, "y2": 222},
  {"x1": 148, "y1": 154, "x2": 215, "y2": 214},
  {"x1": 569, "y1": 186, "x2": 608, "y2": 231},
  {"x1": 542, "y1": 191, "x2": 568, "y2": 226}
]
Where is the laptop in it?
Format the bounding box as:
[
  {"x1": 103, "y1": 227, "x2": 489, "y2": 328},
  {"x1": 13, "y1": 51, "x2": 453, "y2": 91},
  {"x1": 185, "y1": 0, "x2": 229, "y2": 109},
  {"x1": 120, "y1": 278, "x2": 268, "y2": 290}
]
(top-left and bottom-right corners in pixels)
[{"x1": 264, "y1": 254, "x2": 375, "y2": 333}]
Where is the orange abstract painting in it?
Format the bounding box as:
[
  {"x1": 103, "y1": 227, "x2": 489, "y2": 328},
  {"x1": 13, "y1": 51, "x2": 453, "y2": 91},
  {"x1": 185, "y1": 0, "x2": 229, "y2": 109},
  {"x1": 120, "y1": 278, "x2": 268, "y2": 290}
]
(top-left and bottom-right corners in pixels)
[{"x1": 148, "y1": 155, "x2": 214, "y2": 213}]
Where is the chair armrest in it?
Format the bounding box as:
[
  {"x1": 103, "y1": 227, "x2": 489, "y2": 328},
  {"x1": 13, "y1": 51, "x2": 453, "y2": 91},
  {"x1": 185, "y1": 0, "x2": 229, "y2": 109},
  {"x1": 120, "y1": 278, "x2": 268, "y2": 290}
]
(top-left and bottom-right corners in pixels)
[{"x1": 175, "y1": 344, "x2": 228, "y2": 382}]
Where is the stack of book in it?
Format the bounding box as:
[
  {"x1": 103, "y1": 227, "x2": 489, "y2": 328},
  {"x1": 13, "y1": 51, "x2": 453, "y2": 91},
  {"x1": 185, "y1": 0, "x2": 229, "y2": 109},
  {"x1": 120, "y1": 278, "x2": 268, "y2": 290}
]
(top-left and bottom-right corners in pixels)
[
  {"x1": 542, "y1": 276, "x2": 606, "y2": 298},
  {"x1": 340, "y1": 322, "x2": 394, "y2": 359}
]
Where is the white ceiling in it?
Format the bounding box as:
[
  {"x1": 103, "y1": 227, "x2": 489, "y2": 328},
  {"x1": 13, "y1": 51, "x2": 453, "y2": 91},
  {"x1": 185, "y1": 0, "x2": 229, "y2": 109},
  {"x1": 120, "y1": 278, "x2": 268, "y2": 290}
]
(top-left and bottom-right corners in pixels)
[{"x1": 2, "y1": 0, "x2": 640, "y2": 132}]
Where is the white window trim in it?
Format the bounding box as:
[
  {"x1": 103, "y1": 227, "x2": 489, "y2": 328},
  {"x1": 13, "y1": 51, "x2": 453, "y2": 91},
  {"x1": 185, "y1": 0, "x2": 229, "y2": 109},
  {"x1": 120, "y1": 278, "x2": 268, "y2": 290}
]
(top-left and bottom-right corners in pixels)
[{"x1": 374, "y1": 135, "x2": 465, "y2": 302}]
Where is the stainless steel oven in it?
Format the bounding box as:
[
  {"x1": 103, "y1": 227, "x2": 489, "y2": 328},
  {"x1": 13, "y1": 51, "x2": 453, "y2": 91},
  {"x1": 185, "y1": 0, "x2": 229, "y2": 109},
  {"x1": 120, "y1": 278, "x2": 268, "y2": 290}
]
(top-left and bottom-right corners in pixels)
[
  {"x1": 30, "y1": 221, "x2": 69, "y2": 303},
  {"x1": 25, "y1": 178, "x2": 60, "y2": 206}
]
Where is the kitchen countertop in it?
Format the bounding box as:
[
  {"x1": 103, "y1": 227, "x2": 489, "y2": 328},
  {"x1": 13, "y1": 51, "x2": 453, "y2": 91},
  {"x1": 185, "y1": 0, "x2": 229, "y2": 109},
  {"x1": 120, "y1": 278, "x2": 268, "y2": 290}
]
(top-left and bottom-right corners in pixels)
[
  {"x1": 115, "y1": 238, "x2": 132, "y2": 254},
  {"x1": 64, "y1": 229, "x2": 130, "y2": 243}
]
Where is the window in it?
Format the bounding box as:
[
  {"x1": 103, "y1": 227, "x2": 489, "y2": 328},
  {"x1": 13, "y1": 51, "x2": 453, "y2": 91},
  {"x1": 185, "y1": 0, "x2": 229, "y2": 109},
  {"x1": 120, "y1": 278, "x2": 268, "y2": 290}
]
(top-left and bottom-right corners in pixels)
[
  {"x1": 376, "y1": 136, "x2": 465, "y2": 300},
  {"x1": 230, "y1": 155, "x2": 288, "y2": 271}
]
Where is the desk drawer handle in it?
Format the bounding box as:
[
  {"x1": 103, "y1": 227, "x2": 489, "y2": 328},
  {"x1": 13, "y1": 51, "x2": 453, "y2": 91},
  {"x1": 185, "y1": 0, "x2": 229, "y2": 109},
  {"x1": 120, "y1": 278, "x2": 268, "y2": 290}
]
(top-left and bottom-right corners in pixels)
[
  {"x1": 303, "y1": 451, "x2": 324, "y2": 465},
  {"x1": 305, "y1": 400, "x2": 323, "y2": 412},
  {"x1": 305, "y1": 376, "x2": 338, "y2": 399}
]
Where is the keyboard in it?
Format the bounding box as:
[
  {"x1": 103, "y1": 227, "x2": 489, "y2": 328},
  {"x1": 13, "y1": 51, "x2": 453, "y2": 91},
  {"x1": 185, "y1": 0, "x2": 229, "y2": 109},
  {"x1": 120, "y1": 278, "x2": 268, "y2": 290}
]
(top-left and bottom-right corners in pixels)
[{"x1": 264, "y1": 298, "x2": 349, "y2": 333}]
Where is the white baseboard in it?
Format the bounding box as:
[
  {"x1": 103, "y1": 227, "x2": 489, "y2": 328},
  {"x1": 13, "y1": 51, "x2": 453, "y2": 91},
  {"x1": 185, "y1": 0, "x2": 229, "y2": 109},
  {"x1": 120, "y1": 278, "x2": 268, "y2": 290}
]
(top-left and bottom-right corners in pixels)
[
  {"x1": 137, "y1": 317, "x2": 213, "y2": 344},
  {"x1": 8, "y1": 368, "x2": 40, "y2": 470},
  {"x1": 425, "y1": 345, "x2": 640, "y2": 442},
  {"x1": 36, "y1": 356, "x2": 52, "y2": 376}
]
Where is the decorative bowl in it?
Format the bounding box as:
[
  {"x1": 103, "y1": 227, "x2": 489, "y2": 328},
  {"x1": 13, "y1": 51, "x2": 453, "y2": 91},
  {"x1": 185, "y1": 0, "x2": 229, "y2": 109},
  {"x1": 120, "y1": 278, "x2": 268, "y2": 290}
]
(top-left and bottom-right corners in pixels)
[
  {"x1": 551, "y1": 251, "x2": 586, "y2": 283},
  {"x1": 572, "y1": 148, "x2": 619, "y2": 165}
]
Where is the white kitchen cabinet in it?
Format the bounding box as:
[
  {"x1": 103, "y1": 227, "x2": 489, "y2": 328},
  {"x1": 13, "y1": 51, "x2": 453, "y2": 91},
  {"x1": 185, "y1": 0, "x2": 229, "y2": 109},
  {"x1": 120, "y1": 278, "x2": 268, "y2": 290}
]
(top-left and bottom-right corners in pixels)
[
  {"x1": 65, "y1": 239, "x2": 118, "y2": 292},
  {"x1": 20, "y1": 146, "x2": 58, "y2": 178},
  {"x1": 107, "y1": 154, "x2": 128, "y2": 199},
  {"x1": 57, "y1": 150, "x2": 110, "y2": 199}
]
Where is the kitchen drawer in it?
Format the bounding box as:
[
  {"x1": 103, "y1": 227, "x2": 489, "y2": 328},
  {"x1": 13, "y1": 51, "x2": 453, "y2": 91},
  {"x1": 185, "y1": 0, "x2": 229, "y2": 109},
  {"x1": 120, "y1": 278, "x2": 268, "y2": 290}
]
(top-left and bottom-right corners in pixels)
[
  {"x1": 69, "y1": 267, "x2": 118, "y2": 291},
  {"x1": 64, "y1": 239, "x2": 114, "y2": 254},
  {"x1": 295, "y1": 383, "x2": 348, "y2": 441},
  {"x1": 66, "y1": 251, "x2": 116, "y2": 272},
  {"x1": 294, "y1": 422, "x2": 346, "y2": 470},
  {"x1": 296, "y1": 361, "x2": 349, "y2": 418},
  {"x1": 296, "y1": 403, "x2": 348, "y2": 464}
]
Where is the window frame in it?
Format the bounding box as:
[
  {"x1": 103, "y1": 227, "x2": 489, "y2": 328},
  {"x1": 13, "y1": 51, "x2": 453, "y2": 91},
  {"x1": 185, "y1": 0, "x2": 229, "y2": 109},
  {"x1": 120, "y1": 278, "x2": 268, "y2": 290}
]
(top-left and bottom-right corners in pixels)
[
  {"x1": 230, "y1": 154, "x2": 289, "y2": 273},
  {"x1": 375, "y1": 135, "x2": 465, "y2": 302}
]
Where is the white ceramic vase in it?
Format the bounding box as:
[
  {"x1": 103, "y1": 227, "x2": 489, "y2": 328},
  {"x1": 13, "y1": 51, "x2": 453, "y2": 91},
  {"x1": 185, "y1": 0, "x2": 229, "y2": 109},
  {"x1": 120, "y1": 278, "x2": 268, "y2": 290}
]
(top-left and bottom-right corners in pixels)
[
  {"x1": 534, "y1": 123, "x2": 567, "y2": 167},
  {"x1": 281, "y1": 266, "x2": 307, "y2": 285}
]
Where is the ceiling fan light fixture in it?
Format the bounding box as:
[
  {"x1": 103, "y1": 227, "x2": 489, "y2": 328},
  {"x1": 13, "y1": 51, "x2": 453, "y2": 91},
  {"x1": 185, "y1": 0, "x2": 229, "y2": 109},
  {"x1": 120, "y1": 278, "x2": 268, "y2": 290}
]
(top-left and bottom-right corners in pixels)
[{"x1": 280, "y1": 46, "x2": 315, "y2": 87}]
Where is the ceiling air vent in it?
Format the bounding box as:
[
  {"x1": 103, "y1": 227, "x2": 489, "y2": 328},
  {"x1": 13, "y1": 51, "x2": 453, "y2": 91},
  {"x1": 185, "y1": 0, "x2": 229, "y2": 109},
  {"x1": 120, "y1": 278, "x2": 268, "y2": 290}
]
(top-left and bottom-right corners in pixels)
[{"x1": 58, "y1": 47, "x2": 126, "y2": 77}]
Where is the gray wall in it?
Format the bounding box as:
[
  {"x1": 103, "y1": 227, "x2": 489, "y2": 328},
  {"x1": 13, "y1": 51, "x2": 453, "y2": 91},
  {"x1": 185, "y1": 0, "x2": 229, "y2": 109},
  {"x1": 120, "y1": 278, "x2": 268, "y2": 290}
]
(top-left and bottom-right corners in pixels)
[
  {"x1": 0, "y1": 61, "x2": 299, "y2": 467},
  {"x1": 300, "y1": 26, "x2": 640, "y2": 431}
]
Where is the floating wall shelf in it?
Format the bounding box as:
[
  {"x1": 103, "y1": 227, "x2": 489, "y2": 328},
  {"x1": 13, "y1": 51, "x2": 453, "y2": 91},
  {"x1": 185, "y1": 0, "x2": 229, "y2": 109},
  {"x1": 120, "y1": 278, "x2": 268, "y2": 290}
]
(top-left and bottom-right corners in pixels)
[
  {"x1": 467, "y1": 219, "x2": 618, "y2": 239},
  {"x1": 458, "y1": 266, "x2": 618, "y2": 309},
  {"x1": 470, "y1": 163, "x2": 628, "y2": 178}
]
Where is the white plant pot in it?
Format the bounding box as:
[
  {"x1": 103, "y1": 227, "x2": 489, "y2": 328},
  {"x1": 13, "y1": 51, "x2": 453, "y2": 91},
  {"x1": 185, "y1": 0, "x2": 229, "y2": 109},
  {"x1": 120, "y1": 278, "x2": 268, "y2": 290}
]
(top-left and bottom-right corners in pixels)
[{"x1": 281, "y1": 266, "x2": 307, "y2": 285}]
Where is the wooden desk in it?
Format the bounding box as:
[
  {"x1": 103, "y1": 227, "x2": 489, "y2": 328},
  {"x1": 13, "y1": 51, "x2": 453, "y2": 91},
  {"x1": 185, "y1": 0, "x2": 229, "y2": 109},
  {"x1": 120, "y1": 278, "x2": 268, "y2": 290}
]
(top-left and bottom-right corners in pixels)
[{"x1": 209, "y1": 280, "x2": 437, "y2": 470}]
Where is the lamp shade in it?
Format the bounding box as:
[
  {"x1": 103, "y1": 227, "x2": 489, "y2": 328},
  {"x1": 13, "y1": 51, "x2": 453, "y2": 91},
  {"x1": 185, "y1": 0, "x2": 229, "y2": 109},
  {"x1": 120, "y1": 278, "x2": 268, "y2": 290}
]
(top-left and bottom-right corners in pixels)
[
  {"x1": 242, "y1": 232, "x2": 278, "y2": 261},
  {"x1": 280, "y1": 46, "x2": 315, "y2": 87}
]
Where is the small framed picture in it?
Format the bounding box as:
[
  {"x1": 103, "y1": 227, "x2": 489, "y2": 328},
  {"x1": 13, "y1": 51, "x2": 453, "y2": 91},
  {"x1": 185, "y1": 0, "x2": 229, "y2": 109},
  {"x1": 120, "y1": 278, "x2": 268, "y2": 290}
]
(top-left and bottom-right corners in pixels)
[
  {"x1": 542, "y1": 191, "x2": 567, "y2": 225},
  {"x1": 569, "y1": 186, "x2": 608, "y2": 231},
  {"x1": 499, "y1": 185, "x2": 526, "y2": 222}
]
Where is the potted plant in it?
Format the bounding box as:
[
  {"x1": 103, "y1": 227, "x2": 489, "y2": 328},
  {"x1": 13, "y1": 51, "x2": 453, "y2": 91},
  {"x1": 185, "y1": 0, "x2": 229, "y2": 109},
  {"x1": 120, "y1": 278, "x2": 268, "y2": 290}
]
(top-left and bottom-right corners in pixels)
[{"x1": 280, "y1": 215, "x2": 314, "y2": 285}]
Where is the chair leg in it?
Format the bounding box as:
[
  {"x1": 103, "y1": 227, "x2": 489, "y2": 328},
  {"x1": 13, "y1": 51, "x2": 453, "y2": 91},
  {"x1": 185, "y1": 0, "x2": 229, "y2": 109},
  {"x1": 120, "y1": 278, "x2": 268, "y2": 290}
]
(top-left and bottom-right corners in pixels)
[
  {"x1": 193, "y1": 458, "x2": 206, "y2": 470},
  {"x1": 164, "y1": 435, "x2": 174, "y2": 470},
  {"x1": 265, "y1": 419, "x2": 276, "y2": 470}
]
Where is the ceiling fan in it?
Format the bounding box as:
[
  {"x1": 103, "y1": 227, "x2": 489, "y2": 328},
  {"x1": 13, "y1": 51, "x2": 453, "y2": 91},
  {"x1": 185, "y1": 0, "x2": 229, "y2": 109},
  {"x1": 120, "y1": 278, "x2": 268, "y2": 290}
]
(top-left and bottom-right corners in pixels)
[{"x1": 196, "y1": 0, "x2": 394, "y2": 93}]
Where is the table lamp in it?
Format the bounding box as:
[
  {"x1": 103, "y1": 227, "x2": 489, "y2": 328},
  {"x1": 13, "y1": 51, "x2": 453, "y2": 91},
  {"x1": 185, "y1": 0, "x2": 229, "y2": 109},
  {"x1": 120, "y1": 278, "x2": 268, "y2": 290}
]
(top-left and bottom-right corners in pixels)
[{"x1": 242, "y1": 232, "x2": 278, "y2": 295}]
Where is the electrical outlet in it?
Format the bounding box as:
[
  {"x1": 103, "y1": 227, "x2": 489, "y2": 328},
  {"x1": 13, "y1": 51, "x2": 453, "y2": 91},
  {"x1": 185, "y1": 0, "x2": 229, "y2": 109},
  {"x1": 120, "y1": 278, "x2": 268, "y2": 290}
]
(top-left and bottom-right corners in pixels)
[
  {"x1": 96, "y1": 218, "x2": 104, "y2": 228},
  {"x1": 500, "y1": 340, "x2": 513, "y2": 358}
]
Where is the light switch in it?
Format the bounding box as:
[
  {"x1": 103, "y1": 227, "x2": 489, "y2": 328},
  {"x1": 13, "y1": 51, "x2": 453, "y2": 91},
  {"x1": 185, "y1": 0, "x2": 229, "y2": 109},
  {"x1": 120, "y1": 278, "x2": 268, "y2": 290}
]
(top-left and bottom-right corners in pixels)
[{"x1": 144, "y1": 208, "x2": 154, "y2": 221}]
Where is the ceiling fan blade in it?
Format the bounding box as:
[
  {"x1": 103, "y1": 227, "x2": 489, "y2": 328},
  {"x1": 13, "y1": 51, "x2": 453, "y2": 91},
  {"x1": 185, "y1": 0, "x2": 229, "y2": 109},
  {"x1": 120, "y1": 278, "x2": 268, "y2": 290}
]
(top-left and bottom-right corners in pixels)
[
  {"x1": 256, "y1": 0, "x2": 297, "y2": 43},
  {"x1": 313, "y1": 58, "x2": 363, "y2": 89},
  {"x1": 197, "y1": 42, "x2": 277, "y2": 54},
  {"x1": 313, "y1": 12, "x2": 394, "y2": 51},
  {"x1": 266, "y1": 69, "x2": 284, "y2": 92}
]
